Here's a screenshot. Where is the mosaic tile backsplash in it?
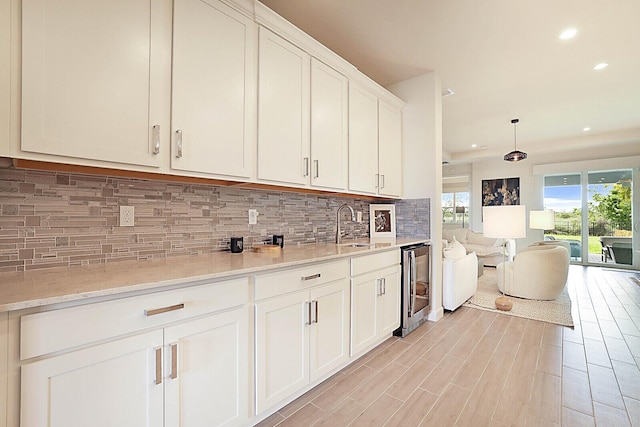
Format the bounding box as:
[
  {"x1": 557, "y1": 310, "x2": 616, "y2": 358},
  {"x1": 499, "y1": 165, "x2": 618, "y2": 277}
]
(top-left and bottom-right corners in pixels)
[{"x1": 0, "y1": 168, "x2": 430, "y2": 272}]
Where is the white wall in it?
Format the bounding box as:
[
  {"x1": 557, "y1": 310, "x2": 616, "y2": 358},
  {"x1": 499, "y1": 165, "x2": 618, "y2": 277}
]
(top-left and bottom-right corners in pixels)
[
  {"x1": 471, "y1": 158, "x2": 541, "y2": 251},
  {"x1": 388, "y1": 72, "x2": 443, "y2": 321},
  {"x1": 471, "y1": 153, "x2": 640, "y2": 255}
]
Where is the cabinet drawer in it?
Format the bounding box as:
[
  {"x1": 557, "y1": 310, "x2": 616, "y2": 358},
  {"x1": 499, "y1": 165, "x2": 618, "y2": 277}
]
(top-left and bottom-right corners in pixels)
[
  {"x1": 351, "y1": 249, "x2": 400, "y2": 277},
  {"x1": 21, "y1": 277, "x2": 249, "y2": 360},
  {"x1": 255, "y1": 259, "x2": 349, "y2": 301}
]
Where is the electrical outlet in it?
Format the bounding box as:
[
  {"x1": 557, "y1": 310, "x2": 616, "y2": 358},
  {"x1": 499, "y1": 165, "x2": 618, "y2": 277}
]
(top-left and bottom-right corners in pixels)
[
  {"x1": 120, "y1": 206, "x2": 135, "y2": 227},
  {"x1": 248, "y1": 209, "x2": 258, "y2": 225}
]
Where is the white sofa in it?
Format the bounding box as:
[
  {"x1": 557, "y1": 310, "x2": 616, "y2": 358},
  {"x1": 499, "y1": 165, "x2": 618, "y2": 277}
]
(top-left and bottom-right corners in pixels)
[
  {"x1": 442, "y1": 239, "x2": 478, "y2": 311},
  {"x1": 442, "y1": 227, "x2": 514, "y2": 266},
  {"x1": 496, "y1": 244, "x2": 570, "y2": 300}
]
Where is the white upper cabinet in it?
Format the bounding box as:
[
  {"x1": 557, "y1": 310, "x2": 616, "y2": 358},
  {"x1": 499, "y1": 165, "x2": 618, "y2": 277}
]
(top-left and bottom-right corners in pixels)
[
  {"x1": 378, "y1": 100, "x2": 403, "y2": 198},
  {"x1": 20, "y1": 0, "x2": 171, "y2": 168},
  {"x1": 257, "y1": 27, "x2": 310, "y2": 186},
  {"x1": 348, "y1": 84, "x2": 379, "y2": 195},
  {"x1": 349, "y1": 84, "x2": 403, "y2": 197},
  {"x1": 310, "y1": 58, "x2": 348, "y2": 191},
  {"x1": 171, "y1": 0, "x2": 256, "y2": 179},
  {"x1": 0, "y1": 0, "x2": 9, "y2": 157}
]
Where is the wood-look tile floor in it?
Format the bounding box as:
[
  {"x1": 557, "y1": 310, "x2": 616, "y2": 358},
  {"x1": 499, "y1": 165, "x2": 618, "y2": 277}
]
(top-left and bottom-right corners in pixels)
[{"x1": 255, "y1": 266, "x2": 640, "y2": 426}]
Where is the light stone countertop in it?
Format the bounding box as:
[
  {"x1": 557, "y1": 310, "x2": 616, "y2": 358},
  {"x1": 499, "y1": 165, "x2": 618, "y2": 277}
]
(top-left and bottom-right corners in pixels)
[{"x1": 0, "y1": 238, "x2": 429, "y2": 313}]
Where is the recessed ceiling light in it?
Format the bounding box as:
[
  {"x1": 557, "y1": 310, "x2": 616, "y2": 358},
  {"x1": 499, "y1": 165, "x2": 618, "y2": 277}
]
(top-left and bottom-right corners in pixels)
[
  {"x1": 593, "y1": 63, "x2": 608, "y2": 70},
  {"x1": 559, "y1": 28, "x2": 577, "y2": 40},
  {"x1": 471, "y1": 144, "x2": 477, "y2": 148},
  {"x1": 583, "y1": 127, "x2": 591, "y2": 132}
]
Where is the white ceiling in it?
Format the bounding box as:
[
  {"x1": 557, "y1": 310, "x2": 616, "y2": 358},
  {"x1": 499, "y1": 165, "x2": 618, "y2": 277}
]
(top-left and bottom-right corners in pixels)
[{"x1": 260, "y1": 0, "x2": 640, "y2": 163}]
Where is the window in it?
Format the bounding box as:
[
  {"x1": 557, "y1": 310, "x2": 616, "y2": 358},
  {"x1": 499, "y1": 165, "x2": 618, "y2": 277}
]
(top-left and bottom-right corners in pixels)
[{"x1": 442, "y1": 191, "x2": 469, "y2": 226}]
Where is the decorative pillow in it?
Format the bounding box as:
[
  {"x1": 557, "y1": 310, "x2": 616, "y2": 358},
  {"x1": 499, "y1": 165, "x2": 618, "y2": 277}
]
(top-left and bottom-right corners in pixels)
[
  {"x1": 452, "y1": 228, "x2": 469, "y2": 244},
  {"x1": 443, "y1": 237, "x2": 467, "y2": 260}
]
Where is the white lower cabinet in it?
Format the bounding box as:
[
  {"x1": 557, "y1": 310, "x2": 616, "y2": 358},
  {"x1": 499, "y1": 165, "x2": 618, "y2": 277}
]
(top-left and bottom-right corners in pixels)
[
  {"x1": 350, "y1": 251, "x2": 401, "y2": 357},
  {"x1": 21, "y1": 330, "x2": 165, "y2": 427},
  {"x1": 20, "y1": 279, "x2": 251, "y2": 427},
  {"x1": 254, "y1": 260, "x2": 350, "y2": 414},
  {"x1": 164, "y1": 307, "x2": 250, "y2": 427}
]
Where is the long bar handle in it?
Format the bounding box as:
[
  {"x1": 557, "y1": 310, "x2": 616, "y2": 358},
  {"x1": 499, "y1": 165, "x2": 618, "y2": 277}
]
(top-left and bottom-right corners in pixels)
[
  {"x1": 382, "y1": 277, "x2": 386, "y2": 295},
  {"x1": 152, "y1": 125, "x2": 160, "y2": 154},
  {"x1": 145, "y1": 303, "x2": 185, "y2": 317},
  {"x1": 410, "y1": 251, "x2": 417, "y2": 316},
  {"x1": 374, "y1": 174, "x2": 379, "y2": 189},
  {"x1": 314, "y1": 160, "x2": 319, "y2": 178},
  {"x1": 302, "y1": 273, "x2": 321, "y2": 281},
  {"x1": 306, "y1": 301, "x2": 313, "y2": 325},
  {"x1": 314, "y1": 300, "x2": 319, "y2": 324},
  {"x1": 377, "y1": 278, "x2": 382, "y2": 296},
  {"x1": 154, "y1": 347, "x2": 162, "y2": 385},
  {"x1": 380, "y1": 174, "x2": 385, "y2": 189},
  {"x1": 176, "y1": 130, "x2": 183, "y2": 158},
  {"x1": 170, "y1": 344, "x2": 178, "y2": 380},
  {"x1": 303, "y1": 157, "x2": 310, "y2": 177}
]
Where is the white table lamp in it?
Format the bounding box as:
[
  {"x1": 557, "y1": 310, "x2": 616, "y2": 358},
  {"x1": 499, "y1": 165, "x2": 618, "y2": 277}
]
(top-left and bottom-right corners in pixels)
[
  {"x1": 483, "y1": 205, "x2": 526, "y2": 311},
  {"x1": 530, "y1": 210, "x2": 555, "y2": 232}
]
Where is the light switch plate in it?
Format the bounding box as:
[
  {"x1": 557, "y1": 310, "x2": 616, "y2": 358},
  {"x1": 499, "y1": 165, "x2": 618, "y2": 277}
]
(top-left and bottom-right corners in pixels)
[
  {"x1": 120, "y1": 206, "x2": 135, "y2": 227},
  {"x1": 248, "y1": 209, "x2": 258, "y2": 225}
]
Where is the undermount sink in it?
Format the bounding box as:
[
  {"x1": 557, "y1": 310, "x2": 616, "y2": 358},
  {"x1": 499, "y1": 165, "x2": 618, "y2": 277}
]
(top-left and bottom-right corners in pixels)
[{"x1": 339, "y1": 243, "x2": 373, "y2": 248}]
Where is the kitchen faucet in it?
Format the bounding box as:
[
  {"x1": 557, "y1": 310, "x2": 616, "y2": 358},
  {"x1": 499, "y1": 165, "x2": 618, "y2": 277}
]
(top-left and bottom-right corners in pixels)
[{"x1": 336, "y1": 203, "x2": 356, "y2": 244}]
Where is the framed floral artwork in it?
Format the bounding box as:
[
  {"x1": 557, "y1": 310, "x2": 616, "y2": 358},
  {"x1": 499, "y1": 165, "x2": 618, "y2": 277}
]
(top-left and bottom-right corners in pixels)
[{"x1": 369, "y1": 204, "x2": 396, "y2": 240}]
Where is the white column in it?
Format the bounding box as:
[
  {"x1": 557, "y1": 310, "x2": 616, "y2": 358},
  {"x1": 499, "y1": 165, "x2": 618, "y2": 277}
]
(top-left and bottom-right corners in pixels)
[{"x1": 388, "y1": 72, "x2": 444, "y2": 321}]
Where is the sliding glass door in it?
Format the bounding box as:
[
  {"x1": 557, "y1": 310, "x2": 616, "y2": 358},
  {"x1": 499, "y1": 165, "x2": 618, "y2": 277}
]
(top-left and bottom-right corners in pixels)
[
  {"x1": 544, "y1": 169, "x2": 637, "y2": 270},
  {"x1": 543, "y1": 174, "x2": 583, "y2": 262},
  {"x1": 587, "y1": 170, "x2": 633, "y2": 266}
]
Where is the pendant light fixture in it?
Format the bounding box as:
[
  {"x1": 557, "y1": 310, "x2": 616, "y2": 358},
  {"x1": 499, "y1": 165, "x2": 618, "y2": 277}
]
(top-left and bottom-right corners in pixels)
[{"x1": 504, "y1": 118, "x2": 527, "y2": 162}]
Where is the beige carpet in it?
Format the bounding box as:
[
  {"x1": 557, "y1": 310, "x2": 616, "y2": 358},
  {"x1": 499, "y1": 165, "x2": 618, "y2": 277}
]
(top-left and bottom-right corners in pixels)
[{"x1": 463, "y1": 268, "x2": 574, "y2": 327}]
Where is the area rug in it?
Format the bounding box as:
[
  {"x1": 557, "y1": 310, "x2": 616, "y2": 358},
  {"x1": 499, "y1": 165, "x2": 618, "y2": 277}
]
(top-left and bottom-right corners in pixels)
[{"x1": 463, "y1": 268, "x2": 574, "y2": 327}]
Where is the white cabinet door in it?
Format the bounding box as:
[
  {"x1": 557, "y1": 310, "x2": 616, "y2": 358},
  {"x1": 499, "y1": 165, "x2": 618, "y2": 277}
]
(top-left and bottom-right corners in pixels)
[
  {"x1": 0, "y1": 0, "x2": 9, "y2": 157},
  {"x1": 171, "y1": 0, "x2": 255, "y2": 179},
  {"x1": 164, "y1": 306, "x2": 250, "y2": 427},
  {"x1": 351, "y1": 261, "x2": 401, "y2": 357},
  {"x1": 309, "y1": 279, "x2": 350, "y2": 382},
  {"x1": 255, "y1": 290, "x2": 309, "y2": 414},
  {"x1": 378, "y1": 266, "x2": 401, "y2": 337},
  {"x1": 348, "y1": 84, "x2": 379, "y2": 194},
  {"x1": 257, "y1": 27, "x2": 310, "y2": 185},
  {"x1": 310, "y1": 59, "x2": 348, "y2": 191},
  {"x1": 378, "y1": 101, "x2": 403, "y2": 198},
  {"x1": 350, "y1": 271, "x2": 379, "y2": 356},
  {"x1": 21, "y1": 0, "x2": 170, "y2": 167},
  {"x1": 21, "y1": 330, "x2": 164, "y2": 427}
]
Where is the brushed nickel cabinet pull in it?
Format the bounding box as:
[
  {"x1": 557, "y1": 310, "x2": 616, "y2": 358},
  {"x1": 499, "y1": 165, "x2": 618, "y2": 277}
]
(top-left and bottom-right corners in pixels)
[
  {"x1": 382, "y1": 277, "x2": 386, "y2": 295},
  {"x1": 170, "y1": 344, "x2": 178, "y2": 380},
  {"x1": 152, "y1": 125, "x2": 160, "y2": 154},
  {"x1": 374, "y1": 174, "x2": 379, "y2": 189},
  {"x1": 306, "y1": 301, "x2": 312, "y2": 325},
  {"x1": 314, "y1": 300, "x2": 319, "y2": 324},
  {"x1": 155, "y1": 347, "x2": 162, "y2": 385},
  {"x1": 303, "y1": 157, "x2": 310, "y2": 177},
  {"x1": 176, "y1": 130, "x2": 183, "y2": 158},
  {"x1": 145, "y1": 303, "x2": 185, "y2": 317},
  {"x1": 380, "y1": 174, "x2": 385, "y2": 189},
  {"x1": 314, "y1": 160, "x2": 319, "y2": 178},
  {"x1": 302, "y1": 273, "x2": 321, "y2": 281}
]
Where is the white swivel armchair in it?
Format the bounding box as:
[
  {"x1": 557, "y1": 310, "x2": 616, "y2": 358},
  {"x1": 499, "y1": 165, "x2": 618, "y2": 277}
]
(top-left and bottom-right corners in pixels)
[{"x1": 497, "y1": 244, "x2": 569, "y2": 300}]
